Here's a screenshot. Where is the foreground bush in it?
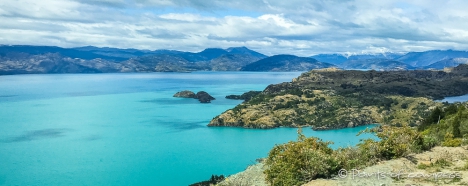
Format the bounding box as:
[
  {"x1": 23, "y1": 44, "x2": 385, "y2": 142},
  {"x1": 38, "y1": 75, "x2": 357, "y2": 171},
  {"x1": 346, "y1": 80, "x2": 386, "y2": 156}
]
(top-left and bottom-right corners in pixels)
[
  {"x1": 421, "y1": 104, "x2": 468, "y2": 147},
  {"x1": 264, "y1": 129, "x2": 339, "y2": 186}
]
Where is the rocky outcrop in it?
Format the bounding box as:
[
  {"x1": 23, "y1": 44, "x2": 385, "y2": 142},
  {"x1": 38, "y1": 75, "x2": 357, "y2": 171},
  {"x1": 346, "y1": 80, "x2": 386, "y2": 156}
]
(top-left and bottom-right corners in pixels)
[
  {"x1": 196, "y1": 91, "x2": 215, "y2": 103},
  {"x1": 173, "y1": 90, "x2": 196, "y2": 98},
  {"x1": 173, "y1": 90, "x2": 215, "y2": 103}
]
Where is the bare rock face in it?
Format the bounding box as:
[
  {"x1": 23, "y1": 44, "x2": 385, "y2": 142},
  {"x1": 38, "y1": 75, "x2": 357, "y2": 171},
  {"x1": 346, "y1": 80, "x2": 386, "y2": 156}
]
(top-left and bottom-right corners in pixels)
[{"x1": 173, "y1": 90, "x2": 196, "y2": 98}]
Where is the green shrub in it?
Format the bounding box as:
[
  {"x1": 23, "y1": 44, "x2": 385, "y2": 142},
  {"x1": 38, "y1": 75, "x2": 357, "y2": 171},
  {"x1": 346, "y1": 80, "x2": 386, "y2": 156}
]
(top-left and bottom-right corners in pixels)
[
  {"x1": 441, "y1": 132, "x2": 459, "y2": 147},
  {"x1": 434, "y1": 158, "x2": 452, "y2": 168},
  {"x1": 463, "y1": 161, "x2": 468, "y2": 171},
  {"x1": 334, "y1": 146, "x2": 377, "y2": 170},
  {"x1": 264, "y1": 129, "x2": 339, "y2": 186},
  {"x1": 360, "y1": 125, "x2": 424, "y2": 159},
  {"x1": 421, "y1": 131, "x2": 439, "y2": 149}
]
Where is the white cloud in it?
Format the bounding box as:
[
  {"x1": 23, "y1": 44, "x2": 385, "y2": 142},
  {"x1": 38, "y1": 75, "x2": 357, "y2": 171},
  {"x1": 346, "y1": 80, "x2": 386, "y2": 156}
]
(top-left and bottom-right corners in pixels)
[{"x1": 1, "y1": 0, "x2": 468, "y2": 56}]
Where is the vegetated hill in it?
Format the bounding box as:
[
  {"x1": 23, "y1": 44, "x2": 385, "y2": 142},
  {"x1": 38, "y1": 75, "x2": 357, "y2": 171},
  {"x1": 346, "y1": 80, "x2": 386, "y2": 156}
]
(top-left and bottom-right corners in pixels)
[
  {"x1": 208, "y1": 64, "x2": 468, "y2": 130},
  {"x1": 340, "y1": 58, "x2": 415, "y2": 70},
  {"x1": 396, "y1": 50, "x2": 468, "y2": 67},
  {"x1": 423, "y1": 58, "x2": 468, "y2": 69},
  {"x1": 241, "y1": 55, "x2": 335, "y2": 71}
]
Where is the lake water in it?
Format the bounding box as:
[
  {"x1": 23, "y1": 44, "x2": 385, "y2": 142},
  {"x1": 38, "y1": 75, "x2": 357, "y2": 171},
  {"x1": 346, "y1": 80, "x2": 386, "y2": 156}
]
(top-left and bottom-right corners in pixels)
[
  {"x1": 0, "y1": 72, "x2": 376, "y2": 186},
  {"x1": 439, "y1": 94, "x2": 468, "y2": 103}
]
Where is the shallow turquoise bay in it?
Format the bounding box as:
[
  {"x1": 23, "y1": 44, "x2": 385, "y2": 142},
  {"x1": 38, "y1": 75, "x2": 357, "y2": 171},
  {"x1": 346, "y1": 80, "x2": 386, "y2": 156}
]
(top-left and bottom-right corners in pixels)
[{"x1": 0, "y1": 72, "x2": 376, "y2": 186}]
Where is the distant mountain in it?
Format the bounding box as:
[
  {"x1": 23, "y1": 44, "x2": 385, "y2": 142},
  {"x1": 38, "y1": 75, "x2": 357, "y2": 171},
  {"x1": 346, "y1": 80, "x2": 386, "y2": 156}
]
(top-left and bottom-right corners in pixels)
[
  {"x1": 423, "y1": 58, "x2": 468, "y2": 69},
  {"x1": 396, "y1": 50, "x2": 468, "y2": 67},
  {"x1": 311, "y1": 53, "x2": 403, "y2": 65},
  {"x1": 241, "y1": 55, "x2": 335, "y2": 71},
  {"x1": 123, "y1": 54, "x2": 210, "y2": 72},
  {"x1": 0, "y1": 45, "x2": 128, "y2": 61},
  {"x1": 73, "y1": 46, "x2": 160, "y2": 59},
  {"x1": 226, "y1": 47, "x2": 267, "y2": 58},
  {"x1": 180, "y1": 47, "x2": 266, "y2": 62},
  {"x1": 209, "y1": 54, "x2": 263, "y2": 71},
  {"x1": 0, "y1": 53, "x2": 102, "y2": 75},
  {"x1": 4, "y1": 45, "x2": 468, "y2": 75},
  {"x1": 347, "y1": 53, "x2": 403, "y2": 60},
  {"x1": 310, "y1": 54, "x2": 348, "y2": 65},
  {"x1": 0, "y1": 45, "x2": 270, "y2": 74},
  {"x1": 340, "y1": 59, "x2": 415, "y2": 70}
]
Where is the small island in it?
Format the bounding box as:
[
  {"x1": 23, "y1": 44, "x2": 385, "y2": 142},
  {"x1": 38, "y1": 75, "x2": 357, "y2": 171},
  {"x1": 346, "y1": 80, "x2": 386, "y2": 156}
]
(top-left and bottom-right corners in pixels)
[{"x1": 173, "y1": 90, "x2": 216, "y2": 103}]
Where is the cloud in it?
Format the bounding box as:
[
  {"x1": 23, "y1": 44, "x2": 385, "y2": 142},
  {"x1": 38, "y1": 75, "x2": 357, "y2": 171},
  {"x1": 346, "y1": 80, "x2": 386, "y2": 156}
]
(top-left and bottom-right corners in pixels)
[{"x1": 1, "y1": 0, "x2": 468, "y2": 56}]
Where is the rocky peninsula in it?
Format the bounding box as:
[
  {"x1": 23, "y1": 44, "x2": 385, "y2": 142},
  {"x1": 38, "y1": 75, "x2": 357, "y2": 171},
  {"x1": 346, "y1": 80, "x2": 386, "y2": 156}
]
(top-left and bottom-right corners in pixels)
[{"x1": 208, "y1": 65, "x2": 468, "y2": 130}]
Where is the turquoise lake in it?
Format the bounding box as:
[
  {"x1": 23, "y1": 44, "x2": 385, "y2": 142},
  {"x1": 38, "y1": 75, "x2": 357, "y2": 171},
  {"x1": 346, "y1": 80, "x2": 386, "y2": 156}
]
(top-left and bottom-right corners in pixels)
[{"x1": 0, "y1": 72, "x2": 377, "y2": 186}]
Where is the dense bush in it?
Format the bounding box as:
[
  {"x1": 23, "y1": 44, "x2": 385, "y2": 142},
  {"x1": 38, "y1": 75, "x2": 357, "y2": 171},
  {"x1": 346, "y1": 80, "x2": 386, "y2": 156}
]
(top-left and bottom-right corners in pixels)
[
  {"x1": 359, "y1": 125, "x2": 425, "y2": 159},
  {"x1": 420, "y1": 104, "x2": 468, "y2": 147},
  {"x1": 264, "y1": 129, "x2": 339, "y2": 186}
]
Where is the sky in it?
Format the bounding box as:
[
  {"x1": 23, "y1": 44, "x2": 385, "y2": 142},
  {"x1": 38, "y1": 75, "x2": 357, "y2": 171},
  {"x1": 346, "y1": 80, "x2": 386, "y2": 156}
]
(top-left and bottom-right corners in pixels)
[{"x1": 1, "y1": 0, "x2": 468, "y2": 56}]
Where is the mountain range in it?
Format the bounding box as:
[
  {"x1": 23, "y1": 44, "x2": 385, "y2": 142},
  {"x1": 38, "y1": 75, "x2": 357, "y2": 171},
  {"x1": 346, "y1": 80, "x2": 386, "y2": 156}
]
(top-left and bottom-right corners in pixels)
[
  {"x1": 1, "y1": 45, "x2": 468, "y2": 74},
  {"x1": 312, "y1": 50, "x2": 468, "y2": 70}
]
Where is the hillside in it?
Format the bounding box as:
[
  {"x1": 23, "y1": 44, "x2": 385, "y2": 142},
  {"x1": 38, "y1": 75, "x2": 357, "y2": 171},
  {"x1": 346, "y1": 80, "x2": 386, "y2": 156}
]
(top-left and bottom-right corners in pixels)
[
  {"x1": 208, "y1": 65, "x2": 468, "y2": 130},
  {"x1": 241, "y1": 55, "x2": 335, "y2": 71}
]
